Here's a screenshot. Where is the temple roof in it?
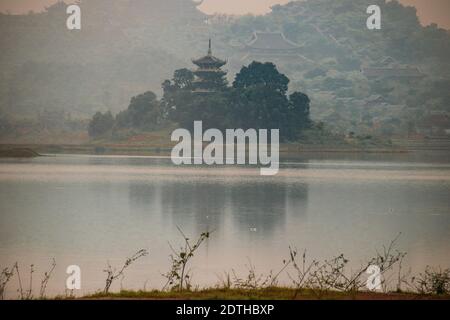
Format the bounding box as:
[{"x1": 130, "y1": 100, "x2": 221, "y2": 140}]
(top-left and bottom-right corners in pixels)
[
  {"x1": 246, "y1": 32, "x2": 302, "y2": 50},
  {"x1": 192, "y1": 0, "x2": 205, "y2": 7},
  {"x1": 192, "y1": 39, "x2": 227, "y2": 67},
  {"x1": 361, "y1": 67, "x2": 424, "y2": 78}
]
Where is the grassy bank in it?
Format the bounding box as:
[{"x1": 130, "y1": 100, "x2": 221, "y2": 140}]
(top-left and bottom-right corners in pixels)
[
  {"x1": 84, "y1": 288, "x2": 450, "y2": 300},
  {"x1": 2, "y1": 233, "x2": 450, "y2": 300}
]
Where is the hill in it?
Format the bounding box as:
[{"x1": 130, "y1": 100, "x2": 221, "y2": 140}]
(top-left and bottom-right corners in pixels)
[{"x1": 0, "y1": 0, "x2": 449, "y2": 141}]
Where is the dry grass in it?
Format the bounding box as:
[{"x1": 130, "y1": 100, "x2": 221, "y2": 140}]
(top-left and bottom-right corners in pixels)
[{"x1": 83, "y1": 287, "x2": 450, "y2": 300}]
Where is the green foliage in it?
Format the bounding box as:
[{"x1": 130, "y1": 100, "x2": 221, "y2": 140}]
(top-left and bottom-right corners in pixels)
[
  {"x1": 116, "y1": 91, "x2": 162, "y2": 131},
  {"x1": 0, "y1": 264, "x2": 15, "y2": 300},
  {"x1": 85, "y1": 287, "x2": 449, "y2": 300},
  {"x1": 88, "y1": 90, "x2": 166, "y2": 138},
  {"x1": 163, "y1": 227, "x2": 211, "y2": 292},
  {"x1": 216, "y1": 0, "x2": 450, "y2": 137},
  {"x1": 412, "y1": 267, "x2": 450, "y2": 295},
  {"x1": 88, "y1": 111, "x2": 114, "y2": 138},
  {"x1": 2, "y1": 233, "x2": 450, "y2": 299},
  {"x1": 233, "y1": 62, "x2": 289, "y2": 94},
  {"x1": 288, "y1": 92, "x2": 311, "y2": 138},
  {"x1": 103, "y1": 249, "x2": 148, "y2": 294},
  {"x1": 163, "y1": 62, "x2": 311, "y2": 141},
  {"x1": 172, "y1": 68, "x2": 195, "y2": 90}
]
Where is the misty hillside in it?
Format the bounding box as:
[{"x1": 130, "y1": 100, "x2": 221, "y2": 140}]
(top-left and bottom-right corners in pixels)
[
  {"x1": 216, "y1": 0, "x2": 450, "y2": 136},
  {"x1": 0, "y1": 0, "x2": 210, "y2": 118},
  {"x1": 0, "y1": 0, "x2": 449, "y2": 138}
]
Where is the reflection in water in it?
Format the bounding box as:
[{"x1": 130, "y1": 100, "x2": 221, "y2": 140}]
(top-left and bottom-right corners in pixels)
[
  {"x1": 0, "y1": 154, "x2": 449, "y2": 298},
  {"x1": 164, "y1": 182, "x2": 230, "y2": 235},
  {"x1": 229, "y1": 181, "x2": 292, "y2": 235},
  {"x1": 129, "y1": 177, "x2": 309, "y2": 238}
]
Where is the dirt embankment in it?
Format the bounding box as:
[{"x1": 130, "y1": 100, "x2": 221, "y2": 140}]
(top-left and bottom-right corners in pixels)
[{"x1": 0, "y1": 148, "x2": 40, "y2": 158}]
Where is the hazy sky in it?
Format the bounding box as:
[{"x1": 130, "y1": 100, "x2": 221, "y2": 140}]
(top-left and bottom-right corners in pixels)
[{"x1": 0, "y1": 0, "x2": 449, "y2": 28}]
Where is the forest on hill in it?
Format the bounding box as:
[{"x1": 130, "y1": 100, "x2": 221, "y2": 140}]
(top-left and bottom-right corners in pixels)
[{"x1": 0, "y1": 0, "x2": 449, "y2": 143}]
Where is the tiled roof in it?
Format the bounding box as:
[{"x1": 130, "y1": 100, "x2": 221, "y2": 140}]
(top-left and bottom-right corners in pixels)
[
  {"x1": 192, "y1": 40, "x2": 226, "y2": 67},
  {"x1": 192, "y1": 55, "x2": 226, "y2": 66},
  {"x1": 246, "y1": 32, "x2": 301, "y2": 50},
  {"x1": 362, "y1": 67, "x2": 424, "y2": 78}
]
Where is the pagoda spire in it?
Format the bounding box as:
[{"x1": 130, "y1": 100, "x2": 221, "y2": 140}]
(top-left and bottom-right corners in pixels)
[{"x1": 191, "y1": 39, "x2": 227, "y2": 93}]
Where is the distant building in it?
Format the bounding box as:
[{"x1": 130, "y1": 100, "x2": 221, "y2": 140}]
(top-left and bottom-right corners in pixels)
[
  {"x1": 192, "y1": 40, "x2": 228, "y2": 93},
  {"x1": 241, "y1": 32, "x2": 308, "y2": 62},
  {"x1": 378, "y1": 56, "x2": 398, "y2": 67},
  {"x1": 361, "y1": 67, "x2": 424, "y2": 80},
  {"x1": 417, "y1": 114, "x2": 450, "y2": 136},
  {"x1": 364, "y1": 95, "x2": 386, "y2": 107}
]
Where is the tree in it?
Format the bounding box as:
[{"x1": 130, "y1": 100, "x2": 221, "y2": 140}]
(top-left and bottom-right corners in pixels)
[
  {"x1": 116, "y1": 91, "x2": 162, "y2": 131},
  {"x1": 287, "y1": 92, "x2": 311, "y2": 139},
  {"x1": 162, "y1": 61, "x2": 311, "y2": 141},
  {"x1": 289, "y1": 92, "x2": 311, "y2": 122},
  {"x1": 231, "y1": 62, "x2": 292, "y2": 135},
  {"x1": 173, "y1": 68, "x2": 194, "y2": 90},
  {"x1": 162, "y1": 69, "x2": 197, "y2": 122},
  {"x1": 88, "y1": 111, "x2": 114, "y2": 138},
  {"x1": 233, "y1": 61, "x2": 289, "y2": 95}
]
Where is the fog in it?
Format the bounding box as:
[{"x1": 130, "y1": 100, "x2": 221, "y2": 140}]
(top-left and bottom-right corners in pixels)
[{"x1": 0, "y1": 0, "x2": 449, "y2": 28}]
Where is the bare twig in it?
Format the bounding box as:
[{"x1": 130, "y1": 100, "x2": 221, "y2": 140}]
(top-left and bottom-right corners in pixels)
[
  {"x1": 103, "y1": 249, "x2": 148, "y2": 294},
  {"x1": 162, "y1": 227, "x2": 211, "y2": 292},
  {"x1": 39, "y1": 259, "x2": 56, "y2": 298},
  {"x1": 0, "y1": 264, "x2": 16, "y2": 300}
]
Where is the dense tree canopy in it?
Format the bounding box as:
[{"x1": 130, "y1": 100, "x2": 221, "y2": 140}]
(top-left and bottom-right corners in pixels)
[
  {"x1": 116, "y1": 91, "x2": 162, "y2": 131},
  {"x1": 88, "y1": 111, "x2": 114, "y2": 138},
  {"x1": 162, "y1": 61, "x2": 311, "y2": 141},
  {"x1": 233, "y1": 62, "x2": 290, "y2": 94},
  {"x1": 89, "y1": 61, "x2": 312, "y2": 141}
]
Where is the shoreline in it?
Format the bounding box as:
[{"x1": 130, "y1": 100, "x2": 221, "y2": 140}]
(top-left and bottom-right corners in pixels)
[
  {"x1": 80, "y1": 288, "x2": 450, "y2": 300},
  {"x1": 0, "y1": 147, "x2": 41, "y2": 158},
  {"x1": 0, "y1": 143, "x2": 413, "y2": 158}
]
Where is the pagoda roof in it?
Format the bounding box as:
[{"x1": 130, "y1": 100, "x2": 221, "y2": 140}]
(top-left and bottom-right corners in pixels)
[
  {"x1": 246, "y1": 32, "x2": 302, "y2": 50},
  {"x1": 192, "y1": 54, "x2": 226, "y2": 67},
  {"x1": 192, "y1": 39, "x2": 227, "y2": 67},
  {"x1": 194, "y1": 68, "x2": 227, "y2": 73}
]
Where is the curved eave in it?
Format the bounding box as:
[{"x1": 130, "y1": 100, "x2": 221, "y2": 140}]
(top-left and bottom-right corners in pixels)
[
  {"x1": 245, "y1": 46, "x2": 302, "y2": 52},
  {"x1": 194, "y1": 68, "x2": 227, "y2": 73},
  {"x1": 192, "y1": 57, "x2": 227, "y2": 67},
  {"x1": 246, "y1": 31, "x2": 304, "y2": 50}
]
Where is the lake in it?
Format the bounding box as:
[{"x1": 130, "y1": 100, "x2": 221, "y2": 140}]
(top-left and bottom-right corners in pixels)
[{"x1": 0, "y1": 152, "x2": 449, "y2": 297}]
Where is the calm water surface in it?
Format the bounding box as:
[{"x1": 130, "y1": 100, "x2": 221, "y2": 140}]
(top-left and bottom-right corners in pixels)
[{"x1": 0, "y1": 153, "x2": 449, "y2": 297}]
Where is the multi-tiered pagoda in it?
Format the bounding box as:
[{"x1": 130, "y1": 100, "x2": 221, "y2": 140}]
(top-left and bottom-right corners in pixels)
[{"x1": 192, "y1": 40, "x2": 227, "y2": 93}]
